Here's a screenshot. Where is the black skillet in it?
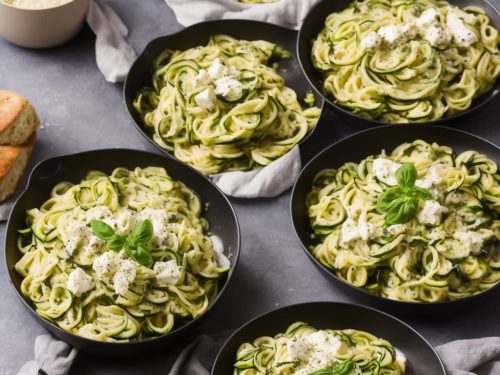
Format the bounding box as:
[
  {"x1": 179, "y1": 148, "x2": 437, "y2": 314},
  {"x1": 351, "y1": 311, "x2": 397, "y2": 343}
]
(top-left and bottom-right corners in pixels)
[
  {"x1": 297, "y1": 0, "x2": 500, "y2": 128},
  {"x1": 123, "y1": 20, "x2": 323, "y2": 167},
  {"x1": 212, "y1": 302, "x2": 446, "y2": 375},
  {"x1": 4, "y1": 149, "x2": 240, "y2": 356},
  {"x1": 291, "y1": 125, "x2": 500, "y2": 314}
]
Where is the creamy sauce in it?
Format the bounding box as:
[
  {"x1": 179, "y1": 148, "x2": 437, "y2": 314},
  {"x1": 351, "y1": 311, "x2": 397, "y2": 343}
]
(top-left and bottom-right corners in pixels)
[{"x1": 3, "y1": 0, "x2": 73, "y2": 10}]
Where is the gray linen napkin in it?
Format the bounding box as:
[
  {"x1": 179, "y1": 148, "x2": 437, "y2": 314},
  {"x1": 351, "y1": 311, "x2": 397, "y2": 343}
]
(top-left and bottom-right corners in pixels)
[
  {"x1": 17, "y1": 335, "x2": 77, "y2": 375},
  {"x1": 86, "y1": 0, "x2": 137, "y2": 83},
  {"x1": 17, "y1": 334, "x2": 500, "y2": 375},
  {"x1": 436, "y1": 337, "x2": 500, "y2": 375},
  {"x1": 165, "y1": 0, "x2": 322, "y2": 30}
]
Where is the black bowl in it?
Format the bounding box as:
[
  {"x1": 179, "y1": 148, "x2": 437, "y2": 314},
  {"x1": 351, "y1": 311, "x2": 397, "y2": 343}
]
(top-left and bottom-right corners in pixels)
[
  {"x1": 4, "y1": 149, "x2": 240, "y2": 356},
  {"x1": 291, "y1": 125, "x2": 500, "y2": 314},
  {"x1": 297, "y1": 0, "x2": 500, "y2": 127},
  {"x1": 212, "y1": 302, "x2": 446, "y2": 375},
  {"x1": 124, "y1": 20, "x2": 323, "y2": 170}
]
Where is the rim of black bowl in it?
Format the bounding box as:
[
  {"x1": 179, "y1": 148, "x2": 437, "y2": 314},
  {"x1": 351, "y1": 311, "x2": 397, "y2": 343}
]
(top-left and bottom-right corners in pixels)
[
  {"x1": 4, "y1": 148, "x2": 241, "y2": 346},
  {"x1": 297, "y1": 0, "x2": 500, "y2": 126},
  {"x1": 291, "y1": 124, "x2": 500, "y2": 307},
  {"x1": 212, "y1": 301, "x2": 446, "y2": 374},
  {"x1": 123, "y1": 19, "x2": 324, "y2": 171}
]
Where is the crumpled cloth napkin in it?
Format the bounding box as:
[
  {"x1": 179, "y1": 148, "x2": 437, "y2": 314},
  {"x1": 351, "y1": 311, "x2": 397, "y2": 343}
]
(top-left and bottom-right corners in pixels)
[
  {"x1": 17, "y1": 334, "x2": 500, "y2": 375},
  {"x1": 165, "y1": 0, "x2": 321, "y2": 30},
  {"x1": 211, "y1": 146, "x2": 301, "y2": 198},
  {"x1": 436, "y1": 337, "x2": 500, "y2": 375},
  {"x1": 86, "y1": 0, "x2": 137, "y2": 83},
  {"x1": 17, "y1": 335, "x2": 77, "y2": 375}
]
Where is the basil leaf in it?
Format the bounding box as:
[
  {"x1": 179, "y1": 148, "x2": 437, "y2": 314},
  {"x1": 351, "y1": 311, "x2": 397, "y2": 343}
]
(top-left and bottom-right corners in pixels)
[
  {"x1": 131, "y1": 220, "x2": 153, "y2": 245},
  {"x1": 90, "y1": 220, "x2": 115, "y2": 241},
  {"x1": 385, "y1": 196, "x2": 418, "y2": 224},
  {"x1": 396, "y1": 163, "x2": 417, "y2": 188},
  {"x1": 308, "y1": 360, "x2": 355, "y2": 375},
  {"x1": 376, "y1": 187, "x2": 405, "y2": 214},
  {"x1": 132, "y1": 244, "x2": 153, "y2": 267},
  {"x1": 410, "y1": 186, "x2": 433, "y2": 200},
  {"x1": 107, "y1": 234, "x2": 125, "y2": 252}
]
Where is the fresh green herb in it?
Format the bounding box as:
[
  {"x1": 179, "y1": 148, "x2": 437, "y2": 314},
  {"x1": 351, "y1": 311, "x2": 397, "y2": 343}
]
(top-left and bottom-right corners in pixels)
[
  {"x1": 309, "y1": 360, "x2": 355, "y2": 375},
  {"x1": 90, "y1": 219, "x2": 154, "y2": 267},
  {"x1": 376, "y1": 163, "x2": 432, "y2": 225}
]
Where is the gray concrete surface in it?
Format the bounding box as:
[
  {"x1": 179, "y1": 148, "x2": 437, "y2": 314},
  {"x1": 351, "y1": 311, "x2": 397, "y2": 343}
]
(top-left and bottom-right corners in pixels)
[{"x1": 1, "y1": 0, "x2": 499, "y2": 374}]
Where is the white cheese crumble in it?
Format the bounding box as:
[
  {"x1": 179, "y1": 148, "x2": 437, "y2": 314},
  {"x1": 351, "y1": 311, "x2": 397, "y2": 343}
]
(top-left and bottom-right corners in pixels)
[
  {"x1": 113, "y1": 259, "x2": 136, "y2": 295},
  {"x1": 447, "y1": 10, "x2": 478, "y2": 47},
  {"x1": 416, "y1": 8, "x2": 440, "y2": 29},
  {"x1": 373, "y1": 158, "x2": 401, "y2": 186},
  {"x1": 92, "y1": 251, "x2": 120, "y2": 281},
  {"x1": 154, "y1": 260, "x2": 182, "y2": 285},
  {"x1": 210, "y1": 235, "x2": 230, "y2": 268},
  {"x1": 360, "y1": 31, "x2": 382, "y2": 50},
  {"x1": 386, "y1": 224, "x2": 406, "y2": 236},
  {"x1": 415, "y1": 163, "x2": 449, "y2": 199},
  {"x1": 395, "y1": 348, "x2": 407, "y2": 366},
  {"x1": 341, "y1": 218, "x2": 376, "y2": 243},
  {"x1": 455, "y1": 230, "x2": 493, "y2": 255},
  {"x1": 417, "y1": 200, "x2": 448, "y2": 225},
  {"x1": 215, "y1": 76, "x2": 243, "y2": 101},
  {"x1": 207, "y1": 58, "x2": 228, "y2": 80},
  {"x1": 424, "y1": 24, "x2": 451, "y2": 48},
  {"x1": 378, "y1": 24, "x2": 416, "y2": 47},
  {"x1": 287, "y1": 331, "x2": 345, "y2": 375},
  {"x1": 194, "y1": 88, "x2": 216, "y2": 111},
  {"x1": 67, "y1": 268, "x2": 94, "y2": 297},
  {"x1": 194, "y1": 69, "x2": 212, "y2": 87}
]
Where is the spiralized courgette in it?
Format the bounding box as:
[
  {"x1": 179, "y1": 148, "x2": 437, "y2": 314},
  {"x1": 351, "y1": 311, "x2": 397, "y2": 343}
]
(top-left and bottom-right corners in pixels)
[
  {"x1": 311, "y1": 0, "x2": 500, "y2": 123},
  {"x1": 15, "y1": 167, "x2": 229, "y2": 342},
  {"x1": 134, "y1": 35, "x2": 320, "y2": 174},
  {"x1": 306, "y1": 140, "x2": 500, "y2": 302},
  {"x1": 234, "y1": 322, "x2": 405, "y2": 374}
]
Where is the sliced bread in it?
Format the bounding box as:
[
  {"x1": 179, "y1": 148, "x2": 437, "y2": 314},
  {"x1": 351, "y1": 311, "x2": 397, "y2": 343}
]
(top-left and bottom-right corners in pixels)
[
  {"x1": 0, "y1": 90, "x2": 40, "y2": 145},
  {"x1": 0, "y1": 133, "x2": 35, "y2": 202}
]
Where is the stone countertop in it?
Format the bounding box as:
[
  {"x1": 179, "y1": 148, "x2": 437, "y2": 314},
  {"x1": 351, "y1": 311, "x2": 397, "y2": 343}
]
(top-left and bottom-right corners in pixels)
[{"x1": 1, "y1": 0, "x2": 499, "y2": 373}]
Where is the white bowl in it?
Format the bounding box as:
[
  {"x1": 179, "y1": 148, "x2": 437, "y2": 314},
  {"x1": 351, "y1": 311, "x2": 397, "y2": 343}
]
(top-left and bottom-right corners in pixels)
[{"x1": 0, "y1": 0, "x2": 90, "y2": 48}]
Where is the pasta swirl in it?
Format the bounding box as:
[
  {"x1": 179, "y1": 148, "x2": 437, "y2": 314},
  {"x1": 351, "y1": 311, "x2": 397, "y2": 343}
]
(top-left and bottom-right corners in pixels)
[
  {"x1": 16, "y1": 167, "x2": 229, "y2": 342},
  {"x1": 306, "y1": 140, "x2": 500, "y2": 302},
  {"x1": 311, "y1": 0, "x2": 500, "y2": 123},
  {"x1": 234, "y1": 322, "x2": 405, "y2": 374},
  {"x1": 134, "y1": 35, "x2": 320, "y2": 174}
]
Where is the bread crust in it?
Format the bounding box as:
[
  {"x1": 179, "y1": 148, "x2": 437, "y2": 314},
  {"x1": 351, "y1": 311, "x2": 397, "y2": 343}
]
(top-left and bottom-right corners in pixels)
[
  {"x1": 0, "y1": 90, "x2": 27, "y2": 134},
  {"x1": 0, "y1": 133, "x2": 35, "y2": 201}
]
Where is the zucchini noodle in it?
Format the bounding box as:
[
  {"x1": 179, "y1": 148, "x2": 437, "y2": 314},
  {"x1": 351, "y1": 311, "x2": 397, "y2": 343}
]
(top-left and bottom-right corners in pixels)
[
  {"x1": 311, "y1": 0, "x2": 500, "y2": 123},
  {"x1": 234, "y1": 322, "x2": 405, "y2": 374},
  {"x1": 134, "y1": 35, "x2": 320, "y2": 174},
  {"x1": 306, "y1": 140, "x2": 500, "y2": 302},
  {"x1": 15, "y1": 167, "x2": 230, "y2": 342}
]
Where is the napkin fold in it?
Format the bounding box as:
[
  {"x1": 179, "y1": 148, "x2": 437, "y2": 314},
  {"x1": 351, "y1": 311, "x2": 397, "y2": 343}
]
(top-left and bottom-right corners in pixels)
[
  {"x1": 165, "y1": 0, "x2": 321, "y2": 30},
  {"x1": 436, "y1": 337, "x2": 500, "y2": 375},
  {"x1": 86, "y1": 0, "x2": 137, "y2": 83},
  {"x1": 210, "y1": 146, "x2": 301, "y2": 198},
  {"x1": 17, "y1": 334, "x2": 500, "y2": 375},
  {"x1": 17, "y1": 334, "x2": 77, "y2": 375}
]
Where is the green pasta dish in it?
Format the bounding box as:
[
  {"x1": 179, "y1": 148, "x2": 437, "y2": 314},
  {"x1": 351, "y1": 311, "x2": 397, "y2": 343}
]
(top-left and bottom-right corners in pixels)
[
  {"x1": 15, "y1": 167, "x2": 230, "y2": 342},
  {"x1": 134, "y1": 35, "x2": 320, "y2": 174},
  {"x1": 234, "y1": 322, "x2": 406, "y2": 374},
  {"x1": 311, "y1": 0, "x2": 500, "y2": 123},
  {"x1": 306, "y1": 140, "x2": 500, "y2": 302}
]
